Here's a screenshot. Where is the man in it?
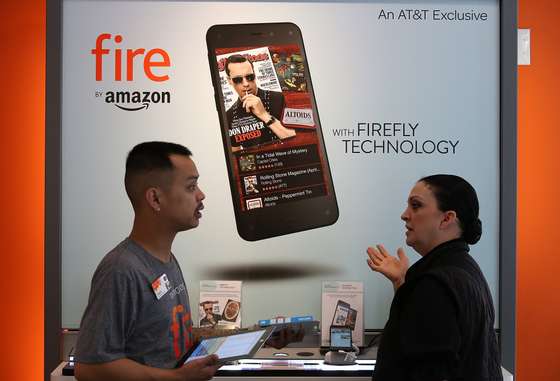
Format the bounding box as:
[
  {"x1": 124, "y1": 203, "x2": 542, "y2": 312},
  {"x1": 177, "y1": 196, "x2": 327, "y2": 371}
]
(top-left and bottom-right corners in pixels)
[
  {"x1": 225, "y1": 54, "x2": 295, "y2": 151},
  {"x1": 75, "y1": 142, "x2": 219, "y2": 381},
  {"x1": 199, "y1": 301, "x2": 222, "y2": 328}
]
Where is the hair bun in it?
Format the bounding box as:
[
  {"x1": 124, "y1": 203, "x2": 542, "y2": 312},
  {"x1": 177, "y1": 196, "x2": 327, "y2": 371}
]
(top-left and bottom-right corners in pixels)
[{"x1": 464, "y1": 218, "x2": 482, "y2": 244}]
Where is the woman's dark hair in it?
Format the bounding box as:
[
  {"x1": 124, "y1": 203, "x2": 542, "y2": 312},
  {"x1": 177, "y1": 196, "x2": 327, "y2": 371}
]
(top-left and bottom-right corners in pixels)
[{"x1": 419, "y1": 174, "x2": 482, "y2": 244}]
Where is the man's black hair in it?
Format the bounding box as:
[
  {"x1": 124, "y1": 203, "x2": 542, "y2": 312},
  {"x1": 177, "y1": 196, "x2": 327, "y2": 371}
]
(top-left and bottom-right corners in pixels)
[
  {"x1": 124, "y1": 141, "x2": 192, "y2": 208},
  {"x1": 225, "y1": 54, "x2": 254, "y2": 77}
]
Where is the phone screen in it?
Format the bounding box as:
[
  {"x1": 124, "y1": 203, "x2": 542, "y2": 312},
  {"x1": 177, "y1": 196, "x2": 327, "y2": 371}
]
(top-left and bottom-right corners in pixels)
[
  {"x1": 330, "y1": 326, "x2": 352, "y2": 350},
  {"x1": 207, "y1": 23, "x2": 338, "y2": 241},
  {"x1": 331, "y1": 300, "x2": 351, "y2": 327}
]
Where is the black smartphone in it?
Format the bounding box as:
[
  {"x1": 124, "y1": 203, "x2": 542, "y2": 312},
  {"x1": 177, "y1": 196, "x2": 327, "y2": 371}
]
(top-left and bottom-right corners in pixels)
[
  {"x1": 331, "y1": 300, "x2": 351, "y2": 327},
  {"x1": 206, "y1": 23, "x2": 338, "y2": 241}
]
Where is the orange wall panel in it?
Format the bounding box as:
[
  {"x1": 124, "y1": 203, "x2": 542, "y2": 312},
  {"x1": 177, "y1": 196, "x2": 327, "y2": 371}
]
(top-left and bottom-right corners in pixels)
[
  {"x1": 518, "y1": 1, "x2": 560, "y2": 380},
  {"x1": 0, "y1": 0, "x2": 46, "y2": 380}
]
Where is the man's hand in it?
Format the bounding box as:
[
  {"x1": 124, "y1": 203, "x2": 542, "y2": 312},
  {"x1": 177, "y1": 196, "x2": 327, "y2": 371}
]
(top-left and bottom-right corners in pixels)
[
  {"x1": 240, "y1": 93, "x2": 295, "y2": 139},
  {"x1": 241, "y1": 94, "x2": 268, "y2": 121},
  {"x1": 366, "y1": 244, "x2": 409, "y2": 291},
  {"x1": 175, "y1": 354, "x2": 220, "y2": 381}
]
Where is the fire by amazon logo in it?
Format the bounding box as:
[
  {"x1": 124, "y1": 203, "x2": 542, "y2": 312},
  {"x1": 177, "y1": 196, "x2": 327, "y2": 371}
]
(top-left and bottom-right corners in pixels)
[{"x1": 91, "y1": 33, "x2": 172, "y2": 111}]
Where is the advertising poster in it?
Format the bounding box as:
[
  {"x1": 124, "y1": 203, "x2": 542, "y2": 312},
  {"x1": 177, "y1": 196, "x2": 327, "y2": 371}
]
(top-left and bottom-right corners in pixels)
[
  {"x1": 199, "y1": 280, "x2": 242, "y2": 328},
  {"x1": 321, "y1": 281, "x2": 364, "y2": 347},
  {"x1": 61, "y1": 1, "x2": 500, "y2": 330}
]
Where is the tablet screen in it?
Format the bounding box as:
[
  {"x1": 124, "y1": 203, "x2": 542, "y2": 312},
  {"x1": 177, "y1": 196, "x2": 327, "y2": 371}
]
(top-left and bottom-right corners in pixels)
[{"x1": 183, "y1": 329, "x2": 271, "y2": 364}]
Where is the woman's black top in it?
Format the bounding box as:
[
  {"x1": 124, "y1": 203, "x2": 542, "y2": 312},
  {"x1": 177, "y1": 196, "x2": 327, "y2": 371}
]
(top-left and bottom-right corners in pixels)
[{"x1": 373, "y1": 239, "x2": 502, "y2": 381}]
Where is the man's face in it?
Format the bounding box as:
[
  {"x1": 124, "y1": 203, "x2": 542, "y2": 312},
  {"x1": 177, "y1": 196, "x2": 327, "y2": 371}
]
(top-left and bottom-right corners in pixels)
[
  {"x1": 203, "y1": 303, "x2": 214, "y2": 318},
  {"x1": 159, "y1": 155, "x2": 205, "y2": 232},
  {"x1": 228, "y1": 61, "x2": 257, "y2": 98}
]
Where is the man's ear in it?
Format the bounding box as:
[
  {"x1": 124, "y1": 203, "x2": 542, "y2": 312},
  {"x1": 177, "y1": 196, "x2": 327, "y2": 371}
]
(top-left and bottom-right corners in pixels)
[
  {"x1": 440, "y1": 210, "x2": 458, "y2": 230},
  {"x1": 145, "y1": 187, "x2": 162, "y2": 212}
]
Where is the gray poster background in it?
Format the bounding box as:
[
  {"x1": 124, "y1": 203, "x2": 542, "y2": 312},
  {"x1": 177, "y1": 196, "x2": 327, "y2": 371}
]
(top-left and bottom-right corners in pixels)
[{"x1": 62, "y1": 0, "x2": 499, "y2": 329}]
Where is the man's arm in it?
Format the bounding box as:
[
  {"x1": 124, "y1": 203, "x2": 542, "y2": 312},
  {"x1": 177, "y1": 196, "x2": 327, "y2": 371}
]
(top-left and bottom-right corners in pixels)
[
  {"x1": 75, "y1": 265, "x2": 219, "y2": 381},
  {"x1": 75, "y1": 354, "x2": 219, "y2": 381},
  {"x1": 266, "y1": 116, "x2": 296, "y2": 139}
]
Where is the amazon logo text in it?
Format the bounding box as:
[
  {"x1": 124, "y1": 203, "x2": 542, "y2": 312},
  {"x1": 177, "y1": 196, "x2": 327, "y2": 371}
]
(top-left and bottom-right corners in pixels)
[{"x1": 91, "y1": 33, "x2": 172, "y2": 111}]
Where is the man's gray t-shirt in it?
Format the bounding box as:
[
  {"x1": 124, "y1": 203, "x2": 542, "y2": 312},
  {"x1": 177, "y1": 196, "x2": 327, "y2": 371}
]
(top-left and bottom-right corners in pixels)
[{"x1": 75, "y1": 238, "x2": 194, "y2": 368}]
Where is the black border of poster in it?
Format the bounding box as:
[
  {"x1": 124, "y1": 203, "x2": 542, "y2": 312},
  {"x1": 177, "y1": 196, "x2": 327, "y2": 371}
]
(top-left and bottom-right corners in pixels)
[{"x1": 45, "y1": 0, "x2": 62, "y2": 380}]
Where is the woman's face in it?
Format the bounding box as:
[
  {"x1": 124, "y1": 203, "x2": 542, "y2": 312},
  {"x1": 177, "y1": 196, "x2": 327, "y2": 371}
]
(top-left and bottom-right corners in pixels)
[{"x1": 401, "y1": 181, "x2": 446, "y2": 256}]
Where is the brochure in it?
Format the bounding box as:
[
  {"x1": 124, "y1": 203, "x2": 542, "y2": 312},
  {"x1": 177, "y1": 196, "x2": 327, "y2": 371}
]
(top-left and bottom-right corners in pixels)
[
  {"x1": 321, "y1": 281, "x2": 364, "y2": 347},
  {"x1": 199, "y1": 280, "x2": 242, "y2": 328}
]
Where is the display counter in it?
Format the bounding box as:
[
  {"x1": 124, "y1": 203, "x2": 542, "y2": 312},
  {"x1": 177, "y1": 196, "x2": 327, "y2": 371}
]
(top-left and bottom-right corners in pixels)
[
  {"x1": 52, "y1": 329, "x2": 514, "y2": 380},
  {"x1": 51, "y1": 352, "x2": 513, "y2": 381},
  {"x1": 51, "y1": 358, "x2": 375, "y2": 381}
]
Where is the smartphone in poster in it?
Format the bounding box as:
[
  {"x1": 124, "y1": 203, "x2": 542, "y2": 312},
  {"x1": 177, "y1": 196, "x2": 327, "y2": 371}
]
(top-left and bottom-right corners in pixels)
[
  {"x1": 206, "y1": 23, "x2": 338, "y2": 241},
  {"x1": 321, "y1": 281, "x2": 363, "y2": 347},
  {"x1": 199, "y1": 281, "x2": 242, "y2": 328}
]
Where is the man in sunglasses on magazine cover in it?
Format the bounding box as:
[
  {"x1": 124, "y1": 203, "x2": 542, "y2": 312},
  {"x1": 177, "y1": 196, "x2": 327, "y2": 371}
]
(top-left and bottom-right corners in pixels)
[
  {"x1": 199, "y1": 301, "x2": 222, "y2": 328},
  {"x1": 225, "y1": 54, "x2": 296, "y2": 152}
]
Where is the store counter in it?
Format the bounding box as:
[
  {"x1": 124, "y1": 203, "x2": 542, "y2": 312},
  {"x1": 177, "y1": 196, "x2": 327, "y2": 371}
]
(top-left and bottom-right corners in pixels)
[
  {"x1": 51, "y1": 358, "x2": 375, "y2": 381},
  {"x1": 51, "y1": 356, "x2": 513, "y2": 381}
]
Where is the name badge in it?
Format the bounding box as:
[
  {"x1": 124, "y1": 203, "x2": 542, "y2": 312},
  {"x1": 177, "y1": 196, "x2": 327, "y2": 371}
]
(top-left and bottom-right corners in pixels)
[{"x1": 151, "y1": 273, "x2": 171, "y2": 300}]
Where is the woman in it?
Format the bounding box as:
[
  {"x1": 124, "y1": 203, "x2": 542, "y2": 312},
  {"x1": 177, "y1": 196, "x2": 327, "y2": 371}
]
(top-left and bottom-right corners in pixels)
[{"x1": 367, "y1": 174, "x2": 502, "y2": 381}]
